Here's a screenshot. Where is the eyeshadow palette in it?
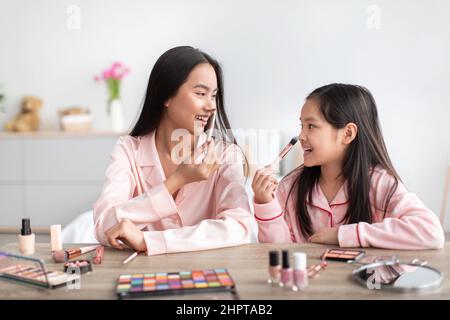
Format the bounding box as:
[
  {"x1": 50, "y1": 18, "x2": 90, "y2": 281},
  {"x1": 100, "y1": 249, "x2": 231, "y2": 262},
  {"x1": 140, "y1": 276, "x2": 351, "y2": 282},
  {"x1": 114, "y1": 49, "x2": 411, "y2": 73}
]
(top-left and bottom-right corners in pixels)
[
  {"x1": 64, "y1": 259, "x2": 92, "y2": 274},
  {"x1": 321, "y1": 249, "x2": 365, "y2": 262},
  {"x1": 0, "y1": 264, "x2": 79, "y2": 288},
  {"x1": 116, "y1": 268, "x2": 237, "y2": 299}
]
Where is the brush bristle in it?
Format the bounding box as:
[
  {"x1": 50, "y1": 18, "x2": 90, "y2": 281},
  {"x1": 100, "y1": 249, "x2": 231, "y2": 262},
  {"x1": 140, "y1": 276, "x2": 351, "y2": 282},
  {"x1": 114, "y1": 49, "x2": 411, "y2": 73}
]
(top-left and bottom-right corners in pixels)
[
  {"x1": 52, "y1": 250, "x2": 68, "y2": 263},
  {"x1": 289, "y1": 136, "x2": 299, "y2": 145}
]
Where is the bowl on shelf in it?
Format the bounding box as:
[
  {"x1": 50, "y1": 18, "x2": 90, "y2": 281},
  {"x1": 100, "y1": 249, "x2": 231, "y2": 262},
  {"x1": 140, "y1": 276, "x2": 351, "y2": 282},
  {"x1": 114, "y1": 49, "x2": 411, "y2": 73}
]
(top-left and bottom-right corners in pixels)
[{"x1": 59, "y1": 107, "x2": 92, "y2": 132}]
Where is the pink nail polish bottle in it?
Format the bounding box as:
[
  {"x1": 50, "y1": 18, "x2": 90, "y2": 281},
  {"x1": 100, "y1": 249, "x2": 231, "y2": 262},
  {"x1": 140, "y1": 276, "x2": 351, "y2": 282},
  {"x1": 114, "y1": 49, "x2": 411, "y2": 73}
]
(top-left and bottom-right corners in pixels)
[
  {"x1": 268, "y1": 251, "x2": 281, "y2": 285},
  {"x1": 293, "y1": 252, "x2": 308, "y2": 291},
  {"x1": 280, "y1": 250, "x2": 293, "y2": 289}
]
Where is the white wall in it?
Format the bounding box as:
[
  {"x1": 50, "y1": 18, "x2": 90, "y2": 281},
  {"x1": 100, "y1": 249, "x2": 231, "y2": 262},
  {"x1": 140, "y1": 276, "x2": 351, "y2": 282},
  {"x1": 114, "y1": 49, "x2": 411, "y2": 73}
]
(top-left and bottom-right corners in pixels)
[{"x1": 1, "y1": 0, "x2": 449, "y2": 230}]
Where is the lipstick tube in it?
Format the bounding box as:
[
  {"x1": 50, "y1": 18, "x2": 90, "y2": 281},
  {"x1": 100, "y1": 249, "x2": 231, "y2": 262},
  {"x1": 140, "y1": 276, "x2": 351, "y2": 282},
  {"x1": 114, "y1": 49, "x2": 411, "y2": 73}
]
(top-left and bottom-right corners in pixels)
[
  {"x1": 50, "y1": 224, "x2": 62, "y2": 252},
  {"x1": 93, "y1": 246, "x2": 105, "y2": 265}
]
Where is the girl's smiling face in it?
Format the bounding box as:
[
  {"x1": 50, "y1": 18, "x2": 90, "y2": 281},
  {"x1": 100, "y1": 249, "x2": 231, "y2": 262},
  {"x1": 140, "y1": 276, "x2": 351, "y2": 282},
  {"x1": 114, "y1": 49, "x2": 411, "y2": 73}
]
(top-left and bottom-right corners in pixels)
[
  {"x1": 299, "y1": 98, "x2": 349, "y2": 167},
  {"x1": 164, "y1": 63, "x2": 217, "y2": 135}
]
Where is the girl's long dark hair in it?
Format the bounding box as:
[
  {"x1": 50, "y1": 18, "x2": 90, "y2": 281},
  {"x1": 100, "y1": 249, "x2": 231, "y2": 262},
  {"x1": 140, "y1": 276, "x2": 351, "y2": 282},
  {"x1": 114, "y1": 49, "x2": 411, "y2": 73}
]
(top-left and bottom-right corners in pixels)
[{"x1": 286, "y1": 83, "x2": 401, "y2": 239}]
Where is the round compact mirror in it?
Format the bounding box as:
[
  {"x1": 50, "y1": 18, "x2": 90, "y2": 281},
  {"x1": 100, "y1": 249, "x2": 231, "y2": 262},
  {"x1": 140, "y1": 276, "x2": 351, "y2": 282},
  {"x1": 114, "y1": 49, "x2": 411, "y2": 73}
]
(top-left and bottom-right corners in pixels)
[{"x1": 352, "y1": 260, "x2": 443, "y2": 293}]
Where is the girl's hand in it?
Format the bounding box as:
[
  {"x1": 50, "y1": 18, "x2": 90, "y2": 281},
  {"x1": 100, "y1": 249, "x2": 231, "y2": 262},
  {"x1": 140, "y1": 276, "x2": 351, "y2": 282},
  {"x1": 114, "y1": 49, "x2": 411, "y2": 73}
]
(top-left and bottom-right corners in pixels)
[
  {"x1": 308, "y1": 226, "x2": 340, "y2": 245},
  {"x1": 174, "y1": 139, "x2": 220, "y2": 184},
  {"x1": 252, "y1": 166, "x2": 279, "y2": 204},
  {"x1": 106, "y1": 219, "x2": 147, "y2": 252}
]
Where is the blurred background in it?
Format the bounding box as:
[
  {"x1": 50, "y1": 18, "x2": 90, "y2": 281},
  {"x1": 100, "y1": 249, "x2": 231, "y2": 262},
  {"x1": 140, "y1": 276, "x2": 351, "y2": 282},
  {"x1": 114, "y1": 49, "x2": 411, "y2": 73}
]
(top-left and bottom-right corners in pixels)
[{"x1": 0, "y1": 0, "x2": 449, "y2": 242}]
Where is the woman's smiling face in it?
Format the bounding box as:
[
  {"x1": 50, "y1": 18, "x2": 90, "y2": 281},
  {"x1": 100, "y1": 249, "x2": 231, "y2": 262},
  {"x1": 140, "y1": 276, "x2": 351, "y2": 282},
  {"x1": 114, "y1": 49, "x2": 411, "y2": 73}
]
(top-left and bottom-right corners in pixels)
[{"x1": 164, "y1": 63, "x2": 217, "y2": 135}]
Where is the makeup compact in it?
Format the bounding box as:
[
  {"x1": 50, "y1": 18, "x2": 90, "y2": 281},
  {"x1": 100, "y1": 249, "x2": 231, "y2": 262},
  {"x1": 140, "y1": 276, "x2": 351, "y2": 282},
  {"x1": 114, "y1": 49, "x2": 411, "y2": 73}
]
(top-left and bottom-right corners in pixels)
[
  {"x1": 0, "y1": 251, "x2": 79, "y2": 289},
  {"x1": 64, "y1": 260, "x2": 92, "y2": 274},
  {"x1": 116, "y1": 268, "x2": 238, "y2": 299},
  {"x1": 352, "y1": 259, "x2": 443, "y2": 292},
  {"x1": 321, "y1": 249, "x2": 365, "y2": 262}
]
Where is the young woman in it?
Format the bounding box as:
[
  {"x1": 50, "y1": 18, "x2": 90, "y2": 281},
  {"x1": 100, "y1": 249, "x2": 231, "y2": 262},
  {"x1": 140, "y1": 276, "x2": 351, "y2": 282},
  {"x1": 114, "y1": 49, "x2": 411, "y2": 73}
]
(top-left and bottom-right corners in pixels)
[
  {"x1": 93, "y1": 46, "x2": 253, "y2": 255},
  {"x1": 252, "y1": 83, "x2": 444, "y2": 250}
]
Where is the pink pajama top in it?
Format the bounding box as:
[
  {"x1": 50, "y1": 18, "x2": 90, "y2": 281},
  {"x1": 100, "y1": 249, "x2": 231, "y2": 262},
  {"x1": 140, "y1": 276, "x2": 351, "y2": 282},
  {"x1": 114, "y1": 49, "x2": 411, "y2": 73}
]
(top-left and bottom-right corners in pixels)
[
  {"x1": 93, "y1": 132, "x2": 253, "y2": 255},
  {"x1": 254, "y1": 166, "x2": 445, "y2": 249}
]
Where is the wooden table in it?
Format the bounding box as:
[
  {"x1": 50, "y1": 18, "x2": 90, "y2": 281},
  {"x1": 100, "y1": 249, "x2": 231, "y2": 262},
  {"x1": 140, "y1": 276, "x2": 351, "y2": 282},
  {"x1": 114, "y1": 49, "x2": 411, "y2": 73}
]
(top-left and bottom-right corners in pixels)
[{"x1": 0, "y1": 242, "x2": 449, "y2": 299}]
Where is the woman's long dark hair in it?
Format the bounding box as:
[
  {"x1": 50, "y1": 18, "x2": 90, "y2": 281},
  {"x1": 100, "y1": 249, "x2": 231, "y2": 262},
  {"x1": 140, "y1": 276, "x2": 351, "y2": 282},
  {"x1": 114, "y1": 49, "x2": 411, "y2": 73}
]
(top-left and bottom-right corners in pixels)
[{"x1": 286, "y1": 83, "x2": 401, "y2": 239}]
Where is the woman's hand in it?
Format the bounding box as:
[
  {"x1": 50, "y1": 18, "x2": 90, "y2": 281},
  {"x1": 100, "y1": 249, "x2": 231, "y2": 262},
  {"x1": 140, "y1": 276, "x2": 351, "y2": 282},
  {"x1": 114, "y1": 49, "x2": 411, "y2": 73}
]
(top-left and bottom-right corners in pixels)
[
  {"x1": 252, "y1": 166, "x2": 279, "y2": 204},
  {"x1": 164, "y1": 139, "x2": 220, "y2": 194},
  {"x1": 177, "y1": 139, "x2": 220, "y2": 183},
  {"x1": 308, "y1": 226, "x2": 340, "y2": 245},
  {"x1": 105, "y1": 219, "x2": 147, "y2": 252}
]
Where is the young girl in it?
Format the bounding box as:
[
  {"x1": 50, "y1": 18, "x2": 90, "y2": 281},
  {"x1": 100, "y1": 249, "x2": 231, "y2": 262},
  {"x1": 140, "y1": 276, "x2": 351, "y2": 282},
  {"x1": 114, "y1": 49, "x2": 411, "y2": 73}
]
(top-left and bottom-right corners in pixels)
[
  {"x1": 93, "y1": 46, "x2": 253, "y2": 255},
  {"x1": 252, "y1": 83, "x2": 444, "y2": 250}
]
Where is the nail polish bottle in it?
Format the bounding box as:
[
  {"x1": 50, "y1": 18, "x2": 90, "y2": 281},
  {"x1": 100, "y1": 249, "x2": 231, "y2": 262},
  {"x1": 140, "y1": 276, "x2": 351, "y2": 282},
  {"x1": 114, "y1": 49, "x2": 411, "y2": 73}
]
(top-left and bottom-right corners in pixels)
[
  {"x1": 268, "y1": 251, "x2": 281, "y2": 285},
  {"x1": 18, "y1": 218, "x2": 35, "y2": 255},
  {"x1": 280, "y1": 250, "x2": 293, "y2": 288},
  {"x1": 293, "y1": 252, "x2": 308, "y2": 291}
]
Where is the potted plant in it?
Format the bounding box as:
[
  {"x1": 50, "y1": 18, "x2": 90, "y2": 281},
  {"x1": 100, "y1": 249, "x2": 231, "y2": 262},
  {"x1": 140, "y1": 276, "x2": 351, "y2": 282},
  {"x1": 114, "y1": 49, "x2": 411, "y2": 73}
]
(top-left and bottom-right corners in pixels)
[
  {"x1": 0, "y1": 84, "x2": 5, "y2": 113},
  {"x1": 94, "y1": 62, "x2": 130, "y2": 132}
]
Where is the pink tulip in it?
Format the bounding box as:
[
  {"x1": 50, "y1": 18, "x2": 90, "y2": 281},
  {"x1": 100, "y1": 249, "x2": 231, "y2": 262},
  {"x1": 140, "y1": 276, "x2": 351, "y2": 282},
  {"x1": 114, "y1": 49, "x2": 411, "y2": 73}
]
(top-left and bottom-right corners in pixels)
[
  {"x1": 95, "y1": 62, "x2": 129, "y2": 83},
  {"x1": 110, "y1": 68, "x2": 118, "y2": 80},
  {"x1": 103, "y1": 69, "x2": 112, "y2": 80},
  {"x1": 111, "y1": 67, "x2": 123, "y2": 80},
  {"x1": 111, "y1": 61, "x2": 123, "y2": 70}
]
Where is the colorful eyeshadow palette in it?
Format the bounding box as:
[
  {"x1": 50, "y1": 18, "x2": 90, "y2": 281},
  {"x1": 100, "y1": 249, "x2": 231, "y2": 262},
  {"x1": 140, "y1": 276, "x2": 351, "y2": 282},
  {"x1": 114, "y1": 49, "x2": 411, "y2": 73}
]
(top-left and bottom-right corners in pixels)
[
  {"x1": 321, "y1": 249, "x2": 365, "y2": 262},
  {"x1": 0, "y1": 264, "x2": 79, "y2": 288},
  {"x1": 116, "y1": 268, "x2": 237, "y2": 299}
]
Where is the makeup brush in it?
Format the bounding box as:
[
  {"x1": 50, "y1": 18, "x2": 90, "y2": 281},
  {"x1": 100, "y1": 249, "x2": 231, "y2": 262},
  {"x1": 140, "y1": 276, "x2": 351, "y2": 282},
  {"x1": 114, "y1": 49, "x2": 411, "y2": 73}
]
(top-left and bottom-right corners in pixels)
[
  {"x1": 206, "y1": 111, "x2": 216, "y2": 142},
  {"x1": 52, "y1": 245, "x2": 99, "y2": 263},
  {"x1": 194, "y1": 111, "x2": 216, "y2": 161},
  {"x1": 270, "y1": 136, "x2": 299, "y2": 169}
]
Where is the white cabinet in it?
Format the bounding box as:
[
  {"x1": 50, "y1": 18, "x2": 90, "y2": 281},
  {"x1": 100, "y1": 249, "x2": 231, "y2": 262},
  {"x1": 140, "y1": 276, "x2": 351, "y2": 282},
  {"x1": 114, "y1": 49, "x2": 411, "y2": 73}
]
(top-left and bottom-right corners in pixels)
[
  {"x1": 0, "y1": 185, "x2": 25, "y2": 226},
  {"x1": 0, "y1": 140, "x2": 24, "y2": 181},
  {"x1": 0, "y1": 132, "x2": 120, "y2": 230}
]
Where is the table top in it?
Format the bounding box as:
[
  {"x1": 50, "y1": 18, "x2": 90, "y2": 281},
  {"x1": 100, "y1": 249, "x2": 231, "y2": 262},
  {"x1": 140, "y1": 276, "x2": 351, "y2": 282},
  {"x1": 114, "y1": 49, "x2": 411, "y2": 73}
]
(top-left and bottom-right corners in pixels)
[{"x1": 0, "y1": 242, "x2": 449, "y2": 300}]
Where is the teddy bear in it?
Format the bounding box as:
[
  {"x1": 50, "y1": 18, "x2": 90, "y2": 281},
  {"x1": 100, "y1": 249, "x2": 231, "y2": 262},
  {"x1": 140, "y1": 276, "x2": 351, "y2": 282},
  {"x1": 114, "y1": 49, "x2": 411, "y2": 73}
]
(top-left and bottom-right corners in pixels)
[{"x1": 4, "y1": 96, "x2": 43, "y2": 132}]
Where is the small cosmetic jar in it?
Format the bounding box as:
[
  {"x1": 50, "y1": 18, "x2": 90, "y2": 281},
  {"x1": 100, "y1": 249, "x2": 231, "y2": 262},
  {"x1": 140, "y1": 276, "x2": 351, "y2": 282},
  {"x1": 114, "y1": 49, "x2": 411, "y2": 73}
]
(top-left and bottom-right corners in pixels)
[{"x1": 64, "y1": 259, "x2": 92, "y2": 274}]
